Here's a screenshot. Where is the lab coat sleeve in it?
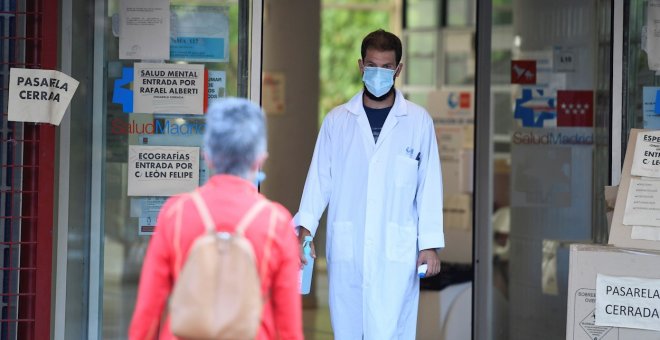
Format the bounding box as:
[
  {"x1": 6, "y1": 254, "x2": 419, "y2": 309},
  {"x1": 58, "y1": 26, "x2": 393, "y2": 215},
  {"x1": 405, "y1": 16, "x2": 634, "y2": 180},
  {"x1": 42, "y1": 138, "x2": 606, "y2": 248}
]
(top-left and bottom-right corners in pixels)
[
  {"x1": 293, "y1": 116, "x2": 333, "y2": 237},
  {"x1": 416, "y1": 114, "x2": 445, "y2": 250},
  {"x1": 128, "y1": 199, "x2": 176, "y2": 339}
]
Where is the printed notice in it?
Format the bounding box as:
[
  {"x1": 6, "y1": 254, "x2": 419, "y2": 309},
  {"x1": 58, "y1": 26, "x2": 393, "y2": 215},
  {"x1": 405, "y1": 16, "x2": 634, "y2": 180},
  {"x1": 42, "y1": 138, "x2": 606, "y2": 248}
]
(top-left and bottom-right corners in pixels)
[
  {"x1": 8, "y1": 68, "x2": 79, "y2": 125},
  {"x1": 119, "y1": 0, "x2": 169, "y2": 60},
  {"x1": 134, "y1": 63, "x2": 206, "y2": 114},
  {"x1": 208, "y1": 70, "x2": 226, "y2": 101},
  {"x1": 128, "y1": 145, "x2": 199, "y2": 196},
  {"x1": 171, "y1": 6, "x2": 229, "y2": 62},
  {"x1": 623, "y1": 178, "x2": 660, "y2": 227},
  {"x1": 647, "y1": 0, "x2": 660, "y2": 70},
  {"x1": 595, "y1": 274, "x2": 660, "y2": 331},
  {"x1": 631, "y1": 131, "x2": 660, "y2": 177}
]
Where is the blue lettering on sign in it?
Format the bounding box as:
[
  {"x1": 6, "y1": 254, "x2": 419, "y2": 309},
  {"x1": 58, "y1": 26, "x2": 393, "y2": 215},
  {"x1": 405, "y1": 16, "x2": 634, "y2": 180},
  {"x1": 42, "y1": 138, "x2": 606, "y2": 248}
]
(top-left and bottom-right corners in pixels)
[
  {"x1": 112, "y1": 67, "x2": 133, "y2": 113},
  {"x1": 654, "y1": 90, "x2": 660, "y2": 114},
  {"x1": 514, "y1": 88, "x2": 556, "y2": 127},
  {"x1": 170, "y1": 37, "x2": 225, "y2": 61}
]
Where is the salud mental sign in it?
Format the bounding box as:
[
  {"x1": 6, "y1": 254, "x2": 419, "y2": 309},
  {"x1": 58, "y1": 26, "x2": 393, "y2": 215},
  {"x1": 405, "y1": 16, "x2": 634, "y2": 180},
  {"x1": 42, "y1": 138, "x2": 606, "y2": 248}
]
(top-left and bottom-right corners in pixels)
[
  {"x1": 8, "y1": 68, "x2": 79, "y2": 125},
  {"x1": 133, "y1": 62, "x2": 206, "y2": 115},
  {"x1": 128, "y1": 145, "x2": 199, "y2": 196}
]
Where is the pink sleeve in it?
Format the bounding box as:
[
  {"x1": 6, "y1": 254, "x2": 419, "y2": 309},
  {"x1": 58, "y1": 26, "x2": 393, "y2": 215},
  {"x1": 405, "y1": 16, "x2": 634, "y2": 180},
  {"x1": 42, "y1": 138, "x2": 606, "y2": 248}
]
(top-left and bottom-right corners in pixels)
[
  {"x1": 128, "y1": 200, "x2": 177, "y2": 340},
  {"x1": 270, "y1": 211, "x2": 304, "y2": 340}
]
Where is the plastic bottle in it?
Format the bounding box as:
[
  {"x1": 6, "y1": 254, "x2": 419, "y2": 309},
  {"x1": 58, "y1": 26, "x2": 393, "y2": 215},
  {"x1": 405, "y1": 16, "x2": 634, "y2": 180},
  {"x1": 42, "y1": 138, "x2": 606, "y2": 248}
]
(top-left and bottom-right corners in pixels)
[
  {"x1": 418, "y1": 264, "x2": 428, "y2": 278},
  {"x1": 300, "y1": 236, "x2": 314, "y2": 295}
]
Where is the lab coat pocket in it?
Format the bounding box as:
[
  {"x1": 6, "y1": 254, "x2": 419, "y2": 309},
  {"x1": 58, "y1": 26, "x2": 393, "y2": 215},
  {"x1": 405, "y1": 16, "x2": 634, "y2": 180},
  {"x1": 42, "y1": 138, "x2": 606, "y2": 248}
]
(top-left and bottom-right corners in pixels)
[
  {"x1": 394, "y1": 155, "x2": 418, "y2": 188},
  {"x1": 386, "y1": 222, "x2": 417, "y2": 263},
  {"x1": 330, "y1": 221, "x2": 353, "y2": 262}
]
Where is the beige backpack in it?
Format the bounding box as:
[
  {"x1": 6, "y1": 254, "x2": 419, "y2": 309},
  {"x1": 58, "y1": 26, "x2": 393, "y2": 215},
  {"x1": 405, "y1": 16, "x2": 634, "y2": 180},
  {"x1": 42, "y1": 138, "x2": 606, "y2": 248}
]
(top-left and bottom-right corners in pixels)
[{"x1": 169, "y1": 191, "x2": 276, "y2": 339}]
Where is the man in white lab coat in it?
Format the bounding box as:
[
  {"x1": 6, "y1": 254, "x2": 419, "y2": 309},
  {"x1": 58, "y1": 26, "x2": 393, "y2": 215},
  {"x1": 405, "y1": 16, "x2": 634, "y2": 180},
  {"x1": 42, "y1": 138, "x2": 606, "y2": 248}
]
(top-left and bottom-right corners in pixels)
[{"x1": 294, "y1": 29, "x2": 444, "y2": 339}]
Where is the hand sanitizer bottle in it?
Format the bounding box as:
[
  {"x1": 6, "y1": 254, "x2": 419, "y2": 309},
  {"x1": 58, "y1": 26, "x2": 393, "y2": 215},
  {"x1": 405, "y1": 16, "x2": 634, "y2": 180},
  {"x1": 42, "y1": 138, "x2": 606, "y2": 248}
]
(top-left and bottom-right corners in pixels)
[{"x1": 300, "y1": 236, "x2": 314, "y2": 295}]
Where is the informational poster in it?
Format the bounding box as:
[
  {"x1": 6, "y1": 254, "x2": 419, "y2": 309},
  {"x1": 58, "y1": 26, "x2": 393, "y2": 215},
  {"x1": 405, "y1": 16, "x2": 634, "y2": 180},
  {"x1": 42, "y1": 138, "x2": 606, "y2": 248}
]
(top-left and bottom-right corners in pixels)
[
  {"x1": 623, "y1": 178, "x2": 660, "y2": 227},
  {"x1": 262, "y1": 72, "x2": 286, "y2": 115},
  {"x1": 170, "y1": 6, "x2": 229, "y2": 62},
  {"x1": 631, "y1": 131, "x2": 660, "y2": 177},
  {"x1": 207, "y1": 70, "x2": 226, "y2": 101},
  {"x1": 643, "y1": 86, "x2": 660, "y2": 129},
  {"x1": 8, "y1": 68, "x2": 79, "y2": 125},
  {"x1": 134, "y1": 63, "x2": 206, "y2": 114},
  {"x1": 595, "y1": 274, "x2": 660, "y2": 331},
  {"x1": 119, "y1": 0, "x2": 170, "y2": 60},
  {"x1": 427, "y1": 89, "x2": 473, "y2": 121},
  {"x1": 127, "y1": 145, "x2": 200, "y2": 196},
  {"x1": 647, "y1": 0, "x2": 660, "y2": 71},
  {"x1": 131, "y1": 197, "x2": 167, "y2": 235}
]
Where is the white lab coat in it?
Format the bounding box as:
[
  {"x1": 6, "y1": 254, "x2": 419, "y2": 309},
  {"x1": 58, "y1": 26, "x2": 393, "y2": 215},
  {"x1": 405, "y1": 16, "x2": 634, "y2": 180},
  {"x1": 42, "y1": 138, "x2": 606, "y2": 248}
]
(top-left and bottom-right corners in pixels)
[{"x1": 294, "y1": 90, "x2": 444, "y2": 340}]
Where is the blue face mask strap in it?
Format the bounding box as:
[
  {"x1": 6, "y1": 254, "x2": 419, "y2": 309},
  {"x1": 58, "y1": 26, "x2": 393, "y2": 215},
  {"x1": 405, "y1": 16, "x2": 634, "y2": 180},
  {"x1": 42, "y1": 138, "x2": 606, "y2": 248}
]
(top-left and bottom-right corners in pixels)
[{"x1": 254, "y1": 170, "x2": 266, "y2": 188}]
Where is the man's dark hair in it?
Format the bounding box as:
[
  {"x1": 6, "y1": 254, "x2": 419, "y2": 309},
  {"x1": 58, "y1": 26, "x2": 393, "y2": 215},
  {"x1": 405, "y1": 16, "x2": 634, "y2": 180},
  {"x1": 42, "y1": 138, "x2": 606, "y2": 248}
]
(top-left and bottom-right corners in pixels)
[{"x1": 360, "y1": 29, "x2": 403, "y2": 65}]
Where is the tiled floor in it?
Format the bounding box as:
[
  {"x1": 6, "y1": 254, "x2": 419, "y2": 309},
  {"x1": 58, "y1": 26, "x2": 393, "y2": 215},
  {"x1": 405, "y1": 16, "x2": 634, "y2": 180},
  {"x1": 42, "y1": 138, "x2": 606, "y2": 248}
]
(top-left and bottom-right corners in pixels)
[{"x1": 303, "y1": 262, "x2": 334, "y2": 339}]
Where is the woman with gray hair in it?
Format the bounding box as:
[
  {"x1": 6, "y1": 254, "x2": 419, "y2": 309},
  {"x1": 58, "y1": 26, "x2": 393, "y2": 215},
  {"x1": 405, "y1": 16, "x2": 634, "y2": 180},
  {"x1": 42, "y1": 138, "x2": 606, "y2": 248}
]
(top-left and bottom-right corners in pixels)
[{"x1": 130, "y1": 98, "x2": 303, "y2": 340}]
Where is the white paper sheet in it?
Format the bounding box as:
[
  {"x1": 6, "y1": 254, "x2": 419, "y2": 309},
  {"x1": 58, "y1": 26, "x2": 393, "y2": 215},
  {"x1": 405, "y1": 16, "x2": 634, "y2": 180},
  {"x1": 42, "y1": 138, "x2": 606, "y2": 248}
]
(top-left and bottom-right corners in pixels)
[
  {"x1": 631, "y1": 226, "x2": 660, "y2": 241},
  {"x1": 133, "y1": 62, "x2": 205, "y2": 114},
  {"x1": 623, "y1": 177, "x2": 660, "y2": 227},
  {"x1": 631, "y1": 130, "x2": 660, "y2": 177},
  {"x1": 119, "y1": 0, "x2": 170, "y2": 60},
  {"x1": 8, "y1": 68, "x2": 79, "y2": 125},
  {"x1": 595, "y1": 274, "x2": 660, "y2": 332},
  {"x1": 647, "y1": 0, "x2": 660, "y2": 71},
  {"x1": 127, "y1": 145, "x2": 200, "y2": 196}
]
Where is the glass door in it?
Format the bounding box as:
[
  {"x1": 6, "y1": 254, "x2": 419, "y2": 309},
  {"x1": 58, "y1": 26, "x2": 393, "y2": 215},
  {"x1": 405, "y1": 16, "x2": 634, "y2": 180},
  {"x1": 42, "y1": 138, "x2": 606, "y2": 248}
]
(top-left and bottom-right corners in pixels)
[
  {"x1": 474, "y1": 0, "x2": 612, "y2": 338},
  {"x1": 90, "y1": 0, "x2": 262, "y2": 338}
]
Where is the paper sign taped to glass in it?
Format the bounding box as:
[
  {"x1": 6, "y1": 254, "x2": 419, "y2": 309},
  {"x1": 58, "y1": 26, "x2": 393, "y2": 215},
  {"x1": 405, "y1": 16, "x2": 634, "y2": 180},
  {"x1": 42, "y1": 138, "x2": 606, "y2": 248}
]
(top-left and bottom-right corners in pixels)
[
  {"x1": 646, "y1": 1, "x2": 660, "y2": 71},
  {"x1": 8, "y1": 68, "x2": 79, "y2": 125},
  {"x1": 631, "y1": 131, "x2": 660, "y2": 177},
  {"x1": 133, "y1": 62, "x2": 206, "y2": 115},
  {"x1": 170, "y1": 6, "x2": 229, "y2": 62},
  {"x1": 595, "y1": 274, "x2": 660, "y2": 332}
]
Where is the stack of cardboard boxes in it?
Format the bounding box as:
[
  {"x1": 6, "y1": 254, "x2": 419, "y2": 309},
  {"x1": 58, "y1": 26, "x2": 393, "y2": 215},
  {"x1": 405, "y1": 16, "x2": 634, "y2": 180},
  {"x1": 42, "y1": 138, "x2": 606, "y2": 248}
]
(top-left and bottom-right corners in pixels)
[{"x1": 566, "y1": 129, "x2": 660, "y2": 339}]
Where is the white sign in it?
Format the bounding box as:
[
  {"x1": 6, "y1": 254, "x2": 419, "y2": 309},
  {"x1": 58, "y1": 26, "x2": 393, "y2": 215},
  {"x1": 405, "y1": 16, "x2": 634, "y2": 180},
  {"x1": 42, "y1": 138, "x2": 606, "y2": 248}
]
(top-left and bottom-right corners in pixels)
[
  {"x1": 207, "y1": 70, "x2": 226, "y2": 101},
  {"x1": 553, "y1": 46, "x2": 577, "y2": 72},
  {"x1": 119, "y1": 0, "x2": 170, "y2": 60},
  {"x1": 134, "y1": 63, "x2": 205, "y2": 114},
  {"x1": 128, "y1": 145, "x2": 199, "y2": 196},
  {"x1": 623, "y1": 178, "x2": 660, "y2": 227},
  {"x1": 631, "y1": 131, "x2": 660, "y2": 177},
  {"x1": 647, "y1": 1, "x2": 660, "y2": 70},
  {"x1": 595, "y1": 274, "x2": 660, "y2": 331},
  {"x1": 8, "y1": 68, "x2": 79, "y2": 125}
]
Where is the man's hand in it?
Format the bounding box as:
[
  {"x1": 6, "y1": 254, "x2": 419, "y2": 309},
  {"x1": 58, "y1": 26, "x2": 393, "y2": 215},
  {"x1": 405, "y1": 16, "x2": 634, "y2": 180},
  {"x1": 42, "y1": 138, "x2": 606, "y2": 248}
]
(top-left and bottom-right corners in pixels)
[
  {"x1": 298, "y1": 226, "x2": 316, "y2": 268},
  {"x1": 417, "y1": 249, "x2": 441, "y2": 277}
]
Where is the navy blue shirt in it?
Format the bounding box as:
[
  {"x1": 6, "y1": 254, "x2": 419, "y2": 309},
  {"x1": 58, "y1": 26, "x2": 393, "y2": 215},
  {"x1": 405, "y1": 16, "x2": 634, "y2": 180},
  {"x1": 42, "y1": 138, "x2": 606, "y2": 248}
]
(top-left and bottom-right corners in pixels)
[{"x1": 364, "y1": 105, "x2": 392, "y2": 142}]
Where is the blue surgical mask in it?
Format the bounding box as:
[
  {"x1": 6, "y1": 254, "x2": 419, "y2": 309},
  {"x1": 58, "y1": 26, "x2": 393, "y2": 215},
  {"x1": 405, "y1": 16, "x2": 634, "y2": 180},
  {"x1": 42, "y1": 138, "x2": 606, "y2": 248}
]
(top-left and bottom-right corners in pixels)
[
  {"x1": 253, "y1": 171, "x2": 266, "y2": 188},
  {"x1": 362, "y1": 66, "x2": 396, "y2": 97}
]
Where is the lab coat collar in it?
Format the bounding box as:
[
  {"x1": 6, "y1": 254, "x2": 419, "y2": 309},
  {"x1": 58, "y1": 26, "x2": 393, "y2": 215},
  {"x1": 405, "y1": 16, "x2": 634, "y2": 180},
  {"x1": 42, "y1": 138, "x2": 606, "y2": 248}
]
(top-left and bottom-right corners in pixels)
[{"x1": 345, "y1": 89, "x2": 408, "y2": 117}]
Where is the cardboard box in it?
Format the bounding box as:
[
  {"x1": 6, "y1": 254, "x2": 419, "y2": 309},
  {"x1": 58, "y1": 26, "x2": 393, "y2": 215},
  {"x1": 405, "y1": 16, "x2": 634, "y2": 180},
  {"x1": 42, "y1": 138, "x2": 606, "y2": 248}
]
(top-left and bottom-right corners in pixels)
[{"x1": 567, "y1": 244, "x2": 660, "y2": 339}]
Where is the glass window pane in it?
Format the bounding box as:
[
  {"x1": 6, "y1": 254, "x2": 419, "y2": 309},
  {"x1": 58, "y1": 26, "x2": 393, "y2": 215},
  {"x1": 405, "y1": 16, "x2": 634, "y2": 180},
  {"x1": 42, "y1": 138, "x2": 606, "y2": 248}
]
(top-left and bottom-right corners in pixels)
[{"x1": 100, "y1": 1, "x2": 253, "y2": 338}]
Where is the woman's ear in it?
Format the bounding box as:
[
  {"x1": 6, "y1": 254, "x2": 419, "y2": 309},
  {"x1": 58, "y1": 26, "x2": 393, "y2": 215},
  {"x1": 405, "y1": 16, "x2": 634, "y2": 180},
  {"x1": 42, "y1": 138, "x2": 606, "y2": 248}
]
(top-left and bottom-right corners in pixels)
[{"x1": 251, "y1": 152, "x2": 269, "y2": 172}]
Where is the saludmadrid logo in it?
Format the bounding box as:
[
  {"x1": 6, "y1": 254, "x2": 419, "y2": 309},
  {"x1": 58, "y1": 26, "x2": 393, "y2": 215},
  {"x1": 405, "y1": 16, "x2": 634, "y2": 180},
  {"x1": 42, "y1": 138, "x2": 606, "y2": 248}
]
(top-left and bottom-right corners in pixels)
[
  {"x1": 512, "y1": 130, "x2": 594, "y2": 145},
  {"x1": 111, "y1": 118, "x2": 205, "y2": 135}
]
